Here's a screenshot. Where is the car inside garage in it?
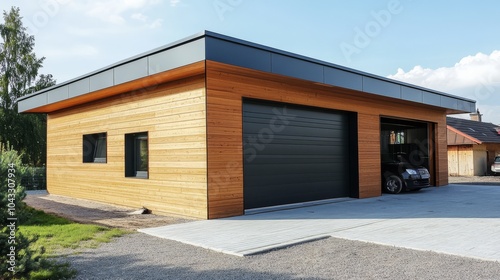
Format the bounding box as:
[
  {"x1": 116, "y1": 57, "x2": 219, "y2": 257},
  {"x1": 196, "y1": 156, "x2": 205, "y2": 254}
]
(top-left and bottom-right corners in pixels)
[{"x1": 380, "y1": 117, "x2": 435, "y2": 192}]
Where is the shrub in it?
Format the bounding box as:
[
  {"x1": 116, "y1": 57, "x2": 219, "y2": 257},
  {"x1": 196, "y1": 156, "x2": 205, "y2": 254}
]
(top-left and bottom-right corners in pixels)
[
  {"x1": 0, "y1": 144, "x2": 73, "y2": 279},
  {"x1": 0, "y1": 143, "x2": 33, "y2": 279},
  {"x1": 21, "y1": 166, "x2": 46, "y2": 190}
]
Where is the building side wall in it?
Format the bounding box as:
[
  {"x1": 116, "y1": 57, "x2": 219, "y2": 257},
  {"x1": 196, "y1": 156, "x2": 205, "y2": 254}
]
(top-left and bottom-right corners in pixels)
[
  {"x1": 447, "y1": 128, "x2": 476, "y2": 145},
  {"x1": 448, "y1": 145, "x2": 474, "y2": 176},
  {"x1": 472, "y1": 145, "x2": 487, "y2": 176},
  {"x1": 448, "y1": 145, "x2": 460, "y2": 176},
  {"x1": 435, "y1": 119, "x2": 449, "y2": 186},
  {"x1": 457, "y1": 145, "x2": 473, "y2": 176},
  {"x1": 46, "y1": 75, "x2": 208, "y2": 218},
  {"x1": 448, "y1": 144, "x2": 500, "y2": 176},
  {"x1": 356, "y1": 113, "x2": 381, "y2": 198},
  {"x1": 206, "y1": 61, "x2": 448, "y2": 219}
]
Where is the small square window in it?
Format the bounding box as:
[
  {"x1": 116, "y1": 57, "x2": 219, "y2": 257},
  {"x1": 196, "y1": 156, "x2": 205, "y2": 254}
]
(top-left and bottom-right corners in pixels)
[
  {"x1": 83, "y1": 133, "x2": 107, "y2": 163},
  {"x1": 125, "y1": 132, "x2": 148, "y2": 178}
]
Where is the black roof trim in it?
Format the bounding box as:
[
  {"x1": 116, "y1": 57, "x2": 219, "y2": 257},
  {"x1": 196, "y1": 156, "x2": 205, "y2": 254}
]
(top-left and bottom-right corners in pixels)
[{"x1": 18, "y1": 31, "x2": 476, "y2": 113}]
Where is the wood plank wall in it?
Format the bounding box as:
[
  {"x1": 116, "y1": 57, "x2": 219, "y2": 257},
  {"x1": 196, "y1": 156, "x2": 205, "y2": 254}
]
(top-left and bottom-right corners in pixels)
[
  {"x1": 448, "y1": 145, "x2": 460, "y2": 176},
  {"x1": 45, "y1": 59, "x2": 451, "y2": 220},
  {"x1": 46, "y1": 70, "x2": 209, "y2": 218},
  {"x1": 447, "y1": 145, "x2": 474, "y2": 176},
  {"x1": 435, "y1": 116, "x2": 449, "y2": 186},
  {"x1": 206, "y1": 60, "x2": 449, "y2": 218}
]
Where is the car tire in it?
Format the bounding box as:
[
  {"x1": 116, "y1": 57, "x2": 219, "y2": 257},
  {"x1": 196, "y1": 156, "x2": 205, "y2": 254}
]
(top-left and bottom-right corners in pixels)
[{"x1": 384, "y1": 175, "x2": 403, "y2": 194}]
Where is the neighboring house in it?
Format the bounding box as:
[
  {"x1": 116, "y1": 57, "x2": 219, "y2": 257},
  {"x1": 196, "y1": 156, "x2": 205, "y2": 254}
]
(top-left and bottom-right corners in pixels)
[
  {"x1": 18, "y1": 31, "x2": 475, "y2": 219},
  {"x1": 447, "y1": 113, "x2": 500, "y2": 176}
]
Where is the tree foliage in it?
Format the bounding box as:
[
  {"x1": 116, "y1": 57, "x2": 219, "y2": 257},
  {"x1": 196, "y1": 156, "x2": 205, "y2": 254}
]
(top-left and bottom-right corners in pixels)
[
  {"x1": 0, "y1": 7, "x2": 44, "y2": 110},
  {"x1": 0, "y1": 7, "x2": 55, "y2": 166}
]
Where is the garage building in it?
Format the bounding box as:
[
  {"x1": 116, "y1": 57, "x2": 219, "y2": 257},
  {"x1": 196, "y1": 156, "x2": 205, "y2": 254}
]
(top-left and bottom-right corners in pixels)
[{"x1": 18, "y1": 31, "x2": 475, "y2": 219}]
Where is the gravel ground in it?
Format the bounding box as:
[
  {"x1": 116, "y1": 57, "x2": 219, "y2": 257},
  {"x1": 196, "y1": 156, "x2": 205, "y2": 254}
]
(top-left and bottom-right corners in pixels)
[
  {"x1": 63, "y1": 233, "x2": 500, "y2": 280},
  {"x1": 448, "y1": 175, "x2": 500, "y2": 185},
  {"x1": 27, "y1": 181, "x2": 500, "y2": 280}
]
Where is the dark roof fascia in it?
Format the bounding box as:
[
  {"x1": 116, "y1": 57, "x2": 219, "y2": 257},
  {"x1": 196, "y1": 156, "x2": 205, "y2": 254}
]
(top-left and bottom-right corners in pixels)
[
  {"x1": 18, "y1": 30, "x2": 476, "y2": 113},
  {"x1": 18, "y1": 31, "x2": 207, "y2": 102},
  {"x1": 203, "y1": 31, "x2": 474, "y2": 104}
]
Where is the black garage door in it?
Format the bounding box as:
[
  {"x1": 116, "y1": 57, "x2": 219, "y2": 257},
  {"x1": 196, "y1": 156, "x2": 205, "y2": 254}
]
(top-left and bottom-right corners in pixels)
[{"x1": 243, "y1": 100, "x2": 352, "y2": 209}]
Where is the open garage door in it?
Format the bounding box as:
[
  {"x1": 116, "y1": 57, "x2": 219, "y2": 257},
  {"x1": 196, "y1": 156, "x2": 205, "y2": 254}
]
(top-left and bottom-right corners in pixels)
[
  {"x1": 243, "y1": 100, "x2": 354, "y2": 209},
  {"x1": 380, "y1": 117, "x2": 435, "y2": 185}
]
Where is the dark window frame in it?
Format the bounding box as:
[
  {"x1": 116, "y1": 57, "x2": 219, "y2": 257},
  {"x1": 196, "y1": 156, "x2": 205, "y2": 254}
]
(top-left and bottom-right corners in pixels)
[
  {"x1": 83, "y1": 133, "x2": 107, "y2": 163},
  {"x1": 125, "y1": 132, "x2": 149, "y2": 179}
]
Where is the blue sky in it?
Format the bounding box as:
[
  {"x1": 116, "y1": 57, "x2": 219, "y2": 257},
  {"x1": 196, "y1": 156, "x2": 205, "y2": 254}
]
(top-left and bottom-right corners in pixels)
[{"x1": 3, "y1": 0, "x2": 500, "y2": 123}]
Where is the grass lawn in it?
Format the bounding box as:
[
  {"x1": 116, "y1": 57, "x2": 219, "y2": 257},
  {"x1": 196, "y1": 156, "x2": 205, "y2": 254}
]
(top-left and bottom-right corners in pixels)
[
  {"x1": 13, "y1": 207, "x2": 128, "y2": 279},
  {"x1": 20, "y1": 207, "x2": 127, "y2": 255}
]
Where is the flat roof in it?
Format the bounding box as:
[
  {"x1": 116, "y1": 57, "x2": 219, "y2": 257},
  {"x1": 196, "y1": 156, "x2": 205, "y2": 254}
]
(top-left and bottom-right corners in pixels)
[{"x1": 18, "y1": 30, "x2": 475, "y2": 113}]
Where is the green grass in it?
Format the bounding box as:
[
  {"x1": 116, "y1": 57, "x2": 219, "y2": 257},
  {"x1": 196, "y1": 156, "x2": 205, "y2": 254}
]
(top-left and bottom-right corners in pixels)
[
  {"x1": 4, "y1": 207, "x2": 128, "y2": 279},
  {"x1": 19, "y1": 207, "x2": 127, "y2": 255}
]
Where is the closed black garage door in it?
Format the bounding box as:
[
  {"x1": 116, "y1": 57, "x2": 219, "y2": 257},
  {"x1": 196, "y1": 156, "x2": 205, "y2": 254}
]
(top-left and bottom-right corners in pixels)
[{"x1": 243, "y1": 100, "x2": 352, "y2": 209}]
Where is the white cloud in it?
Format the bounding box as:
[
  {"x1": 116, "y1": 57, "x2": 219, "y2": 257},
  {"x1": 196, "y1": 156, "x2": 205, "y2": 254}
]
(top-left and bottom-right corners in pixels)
[
  {"x1": 148, "y1": 18, "x2": 163, "y2": 29},
  {"x1": 388, "y1": 50, "x2": 500, "y2": 124},
  {"x1": 132, "y1": 13, "x2": 148, "y2": 22},
  {"x1": 131, "y1": 13, "x2": 162, "y2": 28},
  {"x1": 170, "y1": 0, "x2": 181, "y2": 7},
  {"x1": 42, "y1": 45, "x2": 100, "y2": 58},
  {"x1": 68, "y1": 0, "x2": 160, "y2": 24},
  {"x1": 389, "y1": 50, "x2": 500, "y2": 93}
]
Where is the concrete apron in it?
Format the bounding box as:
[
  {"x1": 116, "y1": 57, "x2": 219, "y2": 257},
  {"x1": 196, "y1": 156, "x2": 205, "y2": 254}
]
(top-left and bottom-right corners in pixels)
[{"x1": 139, "y1": 184, "x2": 500, "y2": 260}]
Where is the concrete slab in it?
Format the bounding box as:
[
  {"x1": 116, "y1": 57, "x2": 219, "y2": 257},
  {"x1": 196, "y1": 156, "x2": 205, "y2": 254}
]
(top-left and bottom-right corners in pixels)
[{"x1": 139, "y1": 184, "x2": 500, "y2": 260}]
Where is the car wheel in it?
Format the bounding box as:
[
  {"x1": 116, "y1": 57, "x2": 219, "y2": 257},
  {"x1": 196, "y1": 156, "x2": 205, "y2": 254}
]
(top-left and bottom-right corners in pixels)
[{"x1": 384, "y1": 175, "x2": 403, "y2": 194}]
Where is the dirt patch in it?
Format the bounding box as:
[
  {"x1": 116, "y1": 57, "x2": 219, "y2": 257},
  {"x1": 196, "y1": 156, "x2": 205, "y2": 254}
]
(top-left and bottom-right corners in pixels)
[{"x1": 24, "y1": 192, "x2": 193, "y2": 230}]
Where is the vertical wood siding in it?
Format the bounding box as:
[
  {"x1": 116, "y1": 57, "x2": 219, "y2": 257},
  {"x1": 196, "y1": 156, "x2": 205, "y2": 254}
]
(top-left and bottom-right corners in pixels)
[
  {"x1": 448, "y1": 146, "x2": 460, "y2": 176},
  {"x1": 449, "y1": 144, "x2": 499, "y2": 176}
]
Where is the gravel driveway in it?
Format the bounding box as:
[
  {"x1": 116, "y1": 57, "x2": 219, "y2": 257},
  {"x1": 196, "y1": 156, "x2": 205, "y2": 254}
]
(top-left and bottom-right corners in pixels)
[
  {"x1": 448, "y1": 175, "x2": 499, "y2": 184},
  {"x1": 26, "y1": 179, "x2": 500, "y2": 280},
  {"x1": 64, "y1": 232, "x2": 500, "y2": 280}
]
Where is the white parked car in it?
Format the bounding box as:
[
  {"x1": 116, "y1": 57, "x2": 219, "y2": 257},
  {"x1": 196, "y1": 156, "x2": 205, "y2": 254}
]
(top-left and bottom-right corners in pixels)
[{"x1": 492, "y1": 156, "x2": 500, "y2": 175}]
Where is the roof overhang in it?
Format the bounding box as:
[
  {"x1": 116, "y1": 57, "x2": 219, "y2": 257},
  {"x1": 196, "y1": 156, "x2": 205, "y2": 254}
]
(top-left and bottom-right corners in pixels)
[{"x1": 18, "y1": 31, "x2": 476, "y2": 114}]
